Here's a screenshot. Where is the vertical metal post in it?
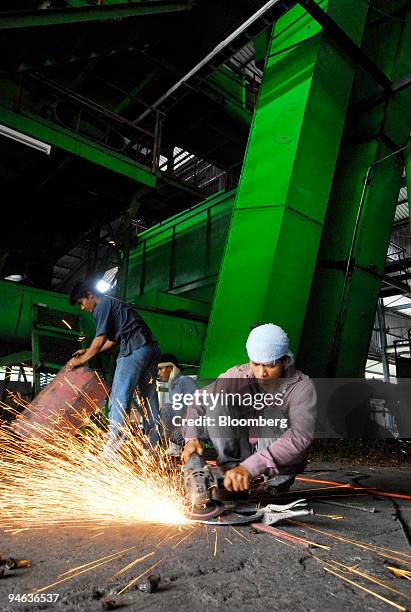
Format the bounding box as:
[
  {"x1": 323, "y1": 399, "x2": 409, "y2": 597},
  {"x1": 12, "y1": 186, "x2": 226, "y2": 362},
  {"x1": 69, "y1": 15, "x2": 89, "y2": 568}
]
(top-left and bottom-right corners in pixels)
[
  {"x1": 377, "y1": 299, "x2": 390, "y2": 382},
  {"x1": 118, "y1": 224, "x2": 131, "y2": 302},
  {"x1": 75, "y1": 108, "x2": 82, "y2": 133},
  {"x1": 118, "y1": 193, "x2": 141, "y2": 301},
  {"x1": 14, "y1": 75, "x2": 24, "y2": 113},
  {"x1": 31, "y1": 304, "x2": 41, "y2": 398},
  {"x1": 86, "y1": 229, "x2": 100, "y2": 280},
  {"x1": 152, "y1": 111, "x2": 162, "y2": 173},
  {"x1": 166, "y1": 145, "x2": 174, "y2": 174},
  {"x1": 169, "y1": 225, "x2": 176, "y2": 290}
]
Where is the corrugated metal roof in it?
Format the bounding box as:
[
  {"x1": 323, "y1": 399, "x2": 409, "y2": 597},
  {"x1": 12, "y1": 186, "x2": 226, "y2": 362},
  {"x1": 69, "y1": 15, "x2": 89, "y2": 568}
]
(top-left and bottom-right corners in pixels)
[
  {"x1": 395, "y1": 184, "x2": 409, "y2": 224},
  {"x1": 227, "y1": 41, "x2": 262, "y2": 81},
  {"x1": 395, "y1": 201, "x2": 409, "y2": 223},
  {"x1": 398, "y1": 186, "x2": 407, "y2": 204}
]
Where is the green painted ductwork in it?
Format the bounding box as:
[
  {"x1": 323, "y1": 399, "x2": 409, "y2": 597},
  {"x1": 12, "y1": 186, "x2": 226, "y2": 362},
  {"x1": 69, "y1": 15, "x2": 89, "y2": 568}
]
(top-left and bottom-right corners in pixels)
[
  {"x1": 298, "y1": 1, "x2": 411, "y2": 377},
  {"x1": 0, "y1": 280, "x2": 92, "y2": 346},
  {"x1": 127, "y1": 189, "x2": 235, "y2": 304},
  {"x1": 0, "y1": 279, "x2": 206, "y2": 366},
  {"x1": 200, "y1": 0, "x2": 369, "y2": 376}
]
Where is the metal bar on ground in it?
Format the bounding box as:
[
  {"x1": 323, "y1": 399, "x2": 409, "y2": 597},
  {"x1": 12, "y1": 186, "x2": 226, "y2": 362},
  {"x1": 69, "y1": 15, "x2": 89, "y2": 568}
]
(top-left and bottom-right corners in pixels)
[{"x1": 250, "y1": 523, "x2": 327, "y2": 549}]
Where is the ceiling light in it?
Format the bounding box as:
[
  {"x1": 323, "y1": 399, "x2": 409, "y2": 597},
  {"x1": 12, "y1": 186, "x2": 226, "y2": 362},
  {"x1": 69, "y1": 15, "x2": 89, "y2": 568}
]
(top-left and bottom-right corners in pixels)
[
  {"x1": 0, "y1": 123, "x2": 51, "y2": 155},
  {"x1": 4, "y1": 274, "x2": 24, "y2": 282},
  {"x1": 96, "y1": 279, "x2": 111, "y2": 293}
]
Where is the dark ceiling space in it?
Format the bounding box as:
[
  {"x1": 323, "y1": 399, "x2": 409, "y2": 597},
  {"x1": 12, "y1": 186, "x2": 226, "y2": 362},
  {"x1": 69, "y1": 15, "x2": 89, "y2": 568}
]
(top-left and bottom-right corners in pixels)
[{"x1": 0, "y1": 0, "x2": 288, "y2": 289}]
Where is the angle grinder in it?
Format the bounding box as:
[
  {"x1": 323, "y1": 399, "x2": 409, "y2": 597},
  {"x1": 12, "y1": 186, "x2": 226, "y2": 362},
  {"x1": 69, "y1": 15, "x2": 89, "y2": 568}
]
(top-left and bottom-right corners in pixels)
[{"x1": 182, "y1": 453, "x2": 225, "y2": 520}]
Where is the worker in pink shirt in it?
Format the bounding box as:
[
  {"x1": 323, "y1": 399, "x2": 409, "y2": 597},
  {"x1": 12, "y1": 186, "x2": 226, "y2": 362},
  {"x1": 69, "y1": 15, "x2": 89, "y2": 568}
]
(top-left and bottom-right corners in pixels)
[{"x1": 182, "y1": 324, "x2": 317, "y2": 493}]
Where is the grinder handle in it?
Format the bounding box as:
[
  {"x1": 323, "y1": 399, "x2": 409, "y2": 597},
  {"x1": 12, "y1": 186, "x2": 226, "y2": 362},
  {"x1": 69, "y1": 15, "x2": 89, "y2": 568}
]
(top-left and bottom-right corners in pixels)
[{"x1": 185, "y1": 452, "x2": 207, "y2": 470}]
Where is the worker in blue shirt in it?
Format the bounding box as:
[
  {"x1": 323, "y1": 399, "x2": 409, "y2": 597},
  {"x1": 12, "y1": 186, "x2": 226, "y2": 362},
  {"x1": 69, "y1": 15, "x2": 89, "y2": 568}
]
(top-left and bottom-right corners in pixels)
[
  {"x1": 157, "y1": 353, "x2": 197, "y2": 457},
  {"x1": 67, "y1": 280, "x2": 160, "y2": 448}
]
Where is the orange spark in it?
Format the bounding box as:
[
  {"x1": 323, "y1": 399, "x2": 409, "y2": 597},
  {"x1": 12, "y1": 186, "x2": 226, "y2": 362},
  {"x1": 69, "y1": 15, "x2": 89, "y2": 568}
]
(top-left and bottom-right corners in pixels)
[
  {"x1": 0, "y1": 389, "x2": 191, "y2": 532},
  {"x1": 387, "y1": 566, "x2": 411, "y2": 581},
  {"x1": 117, "y1": 558, "x2": 164, "y2": 595}
]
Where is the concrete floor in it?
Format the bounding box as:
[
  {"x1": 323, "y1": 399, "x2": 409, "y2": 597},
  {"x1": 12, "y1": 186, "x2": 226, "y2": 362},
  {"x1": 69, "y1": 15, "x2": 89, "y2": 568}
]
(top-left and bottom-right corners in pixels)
[{"x1": 1, "y1": 463, "x2": 410, "y2": 612}]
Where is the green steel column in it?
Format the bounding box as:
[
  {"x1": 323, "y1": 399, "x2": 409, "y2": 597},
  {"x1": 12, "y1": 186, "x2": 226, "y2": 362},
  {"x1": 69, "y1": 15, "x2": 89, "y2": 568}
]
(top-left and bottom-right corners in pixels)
[
  {"x1": 298, "y1": 2, "x2": 411, "y2": 377},
  {"x1": 200, "y1": 0, "x2": 369, "y2": 377}
]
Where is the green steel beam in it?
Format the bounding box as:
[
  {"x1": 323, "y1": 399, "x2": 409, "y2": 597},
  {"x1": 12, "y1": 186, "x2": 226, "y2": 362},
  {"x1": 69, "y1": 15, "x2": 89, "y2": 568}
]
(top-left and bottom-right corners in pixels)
[
  {"x1": 0, "y1": 351, "x2": 32, "y2": 367},
  {"x1": 298, "y1": 0, "x2": 392, "y2": 91},
  {"x1": 200, "y1": 0, "x2": 369, "y2": 377},
  {"x1": 0, "y1": 280, "x2": 205, "y2": 367},
  {"x1": 0, "y1": 105, "x2": 156, "y2": 187},
  {"x1": 298, "y1": 1, "x2": 411, "y2": 377},
  {"x1": 65, "y1": 0, "x2": 176, "y2": 6},
  {"x1": 0, "y1": 1, "x2": 189, "y2": 30}
]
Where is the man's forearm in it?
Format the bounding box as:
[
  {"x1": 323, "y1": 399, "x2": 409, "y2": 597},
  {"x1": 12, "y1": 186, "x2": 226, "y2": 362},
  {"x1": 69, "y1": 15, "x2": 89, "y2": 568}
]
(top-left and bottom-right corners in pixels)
[
  {"x1": 100, "y1": 339, "x2": 116, "y2": 353},
  {"x1": 80, "y1": 336, "x2": 107, "y2": 363}
]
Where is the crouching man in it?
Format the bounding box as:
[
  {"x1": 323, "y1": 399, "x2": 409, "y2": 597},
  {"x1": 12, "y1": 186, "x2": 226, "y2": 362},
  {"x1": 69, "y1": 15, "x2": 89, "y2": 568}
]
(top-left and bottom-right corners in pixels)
[
  {"x1": 182, "y1": 324, "x2": 317, "y2": 493},
  {"x1": 157, "y1": 353, "x2": 197, "y2": 457}
]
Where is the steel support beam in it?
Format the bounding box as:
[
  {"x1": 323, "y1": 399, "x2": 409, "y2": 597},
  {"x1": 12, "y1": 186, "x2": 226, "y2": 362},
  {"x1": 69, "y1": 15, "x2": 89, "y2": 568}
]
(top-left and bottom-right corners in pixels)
[
  {"x1": 405, "y1": 142, "x2": 411, "y2": 234},
  {"x1": 0, "y1": 1, "x2": 189, "y2": 30},
  {"x1": 298, "y1": 1, "x2": 411, "y2": 377},
  {"x1": 377, "y1": 299, "x2": 390, "y2": 382},
  {"x1": 117, "y1": 192, "x2": 142, "y2": 302},
  {"x1": 200, "y1": 0, "x2": 369, "y2": 376},
  {"x1": 298, "y1": 0, "x2": 391, "y2": 91},
  {"x1": 0, "y1": 351, "x2": 32, "y2": 367},
  {"x1": 0, "y1": 105, "x2": 156, "y2": 187}
]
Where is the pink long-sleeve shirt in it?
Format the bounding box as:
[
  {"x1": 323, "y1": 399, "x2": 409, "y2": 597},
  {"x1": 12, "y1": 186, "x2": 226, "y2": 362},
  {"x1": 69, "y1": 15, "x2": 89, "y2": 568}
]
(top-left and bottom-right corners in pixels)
[{"x1": 217, "y1": 363, "x2": 317, "y2": 477}]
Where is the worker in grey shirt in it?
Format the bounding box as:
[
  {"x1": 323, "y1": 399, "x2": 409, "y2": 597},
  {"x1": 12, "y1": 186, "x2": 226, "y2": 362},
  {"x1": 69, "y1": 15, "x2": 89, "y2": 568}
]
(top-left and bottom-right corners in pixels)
[
  {"x1": 157, "y1": 353, "x2": 197, "y2": 457},
  {"x1": 182, "y1": 324, "x2": 317, "y2": 493},
  {"x1": 67, "y1": 280, "x2": 160, "y2": 448}
]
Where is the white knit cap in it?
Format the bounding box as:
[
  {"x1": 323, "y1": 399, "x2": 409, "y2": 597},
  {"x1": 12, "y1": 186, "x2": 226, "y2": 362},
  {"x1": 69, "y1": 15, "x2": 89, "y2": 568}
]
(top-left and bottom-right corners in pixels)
[{"x1": 246, "y1": 324, "x2": 294, "y2": 365}]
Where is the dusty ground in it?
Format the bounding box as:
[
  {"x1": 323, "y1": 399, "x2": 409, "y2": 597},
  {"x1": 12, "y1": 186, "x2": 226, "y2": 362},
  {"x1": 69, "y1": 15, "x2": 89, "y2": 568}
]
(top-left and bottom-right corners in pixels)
[
  {"x1": 0, "y1": 463, "x2": 410, "y2": 612},
  {"x1": 310, "y1": 439, "x2": 411, "y2": 466}
]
